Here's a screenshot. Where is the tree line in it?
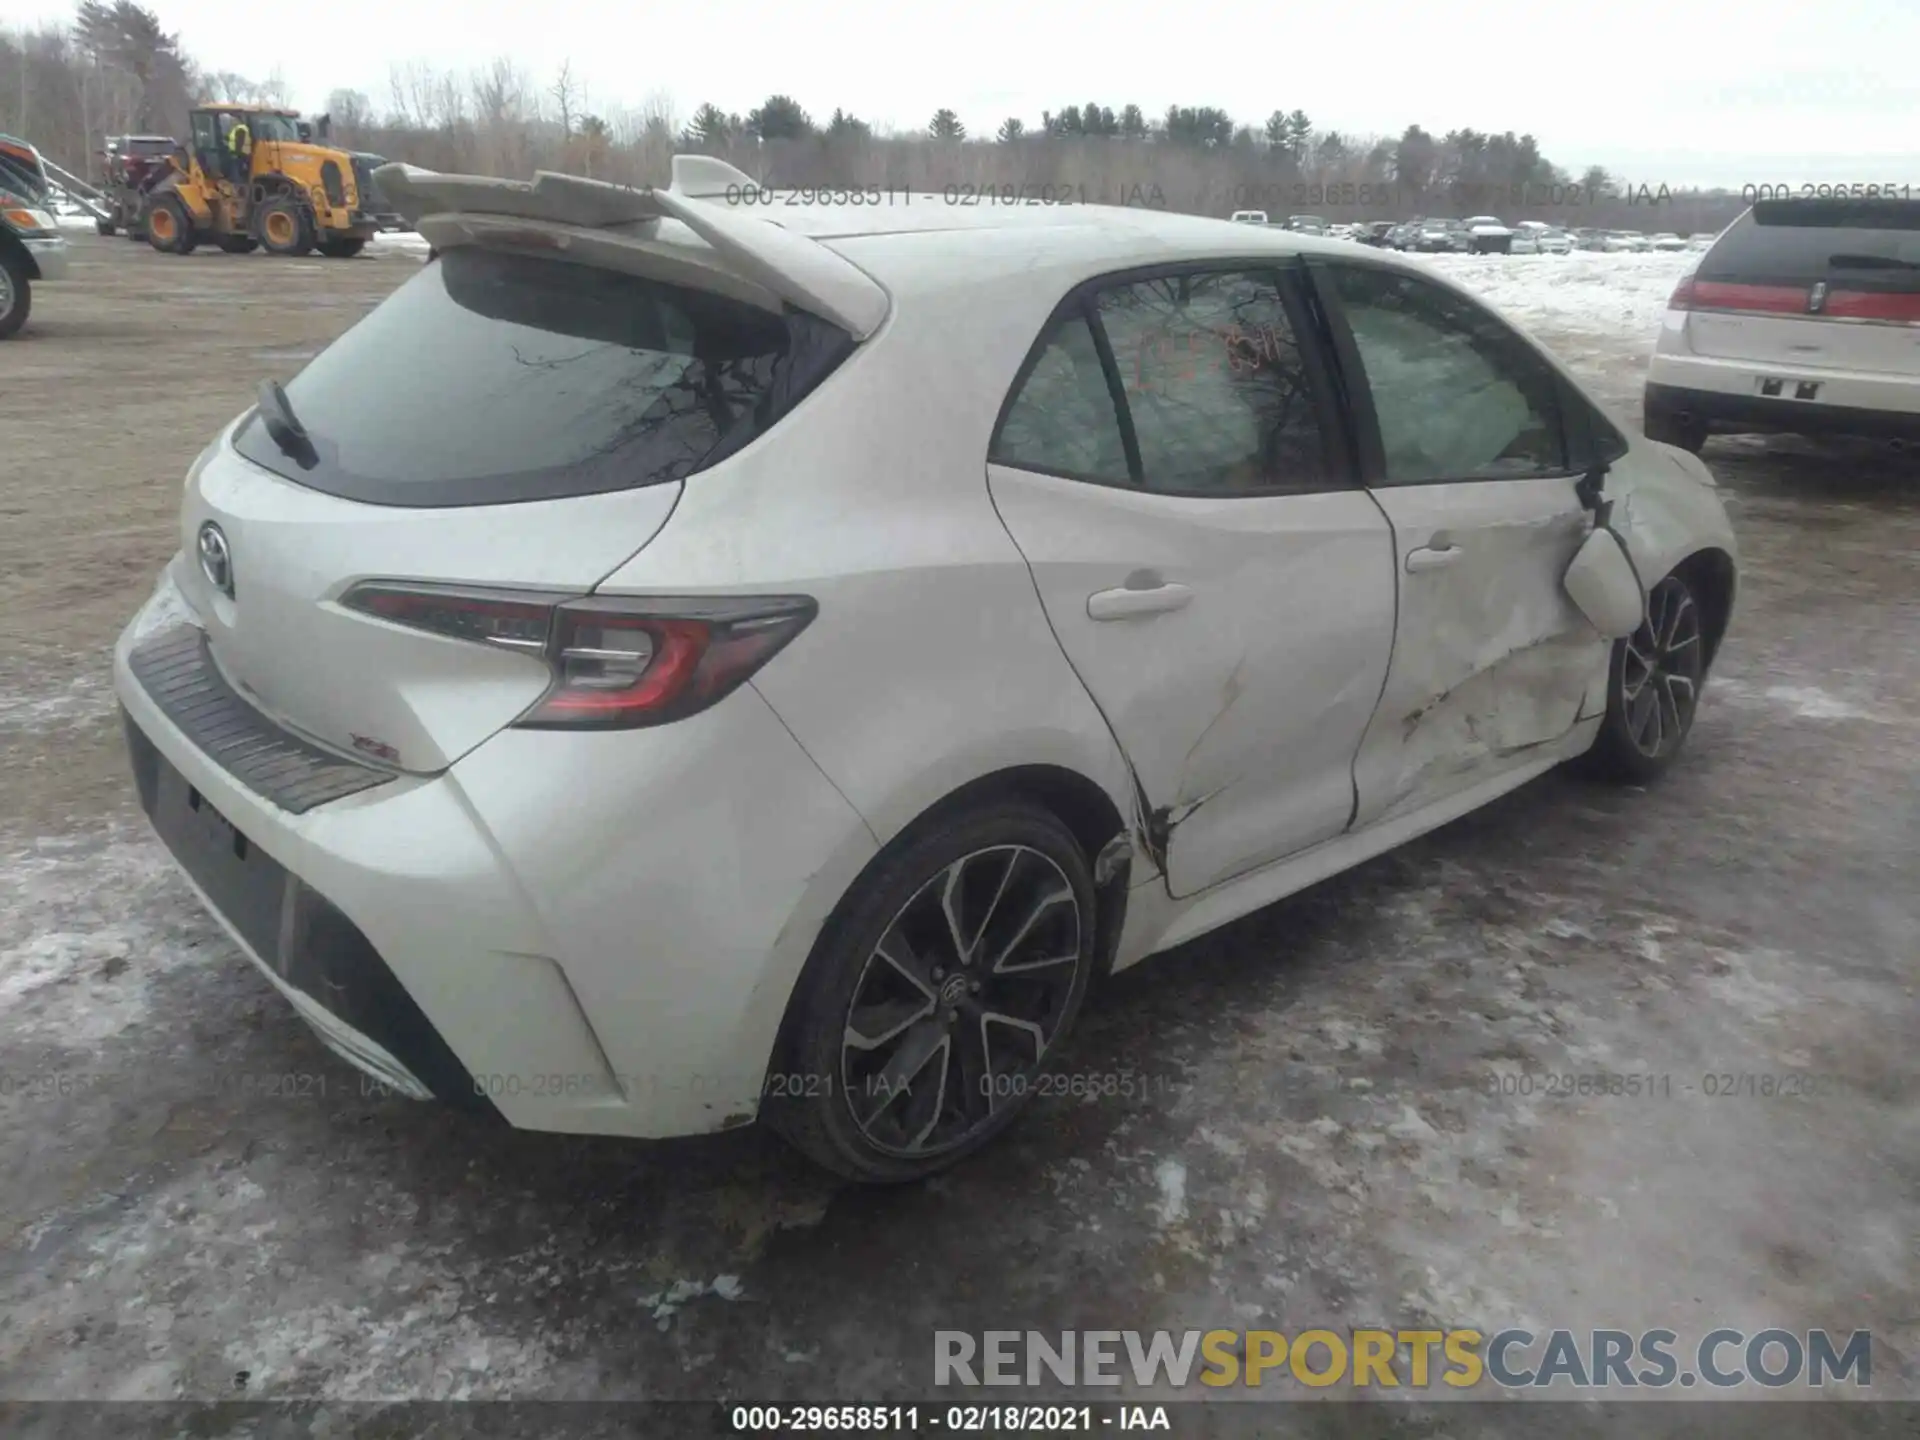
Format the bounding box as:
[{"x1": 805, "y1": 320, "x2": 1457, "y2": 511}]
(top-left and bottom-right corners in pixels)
[{"x1": 2, "y1": 5, "x2": 1748, "y2": 230}]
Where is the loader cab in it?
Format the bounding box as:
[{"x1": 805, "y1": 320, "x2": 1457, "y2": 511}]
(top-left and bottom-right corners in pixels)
[{"x1": 189, "y1": 109, "x2": 225, "y2": 182}]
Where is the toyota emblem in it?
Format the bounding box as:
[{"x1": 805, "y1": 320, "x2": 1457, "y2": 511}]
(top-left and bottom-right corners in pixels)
[{"x1": 197, "y1": 521, "x2": 234, "y2": 598}]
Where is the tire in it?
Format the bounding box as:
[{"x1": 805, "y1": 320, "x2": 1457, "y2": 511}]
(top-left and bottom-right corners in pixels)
[
  {"x1": 146, "y1": 195, "x2": 196, "y2": 254},
  {"x1": 95, "y1": 219, "x2": 117, "y2": 237},
  {"x1": 255, "y1": 197, "x2": 314, "y2": 256},
  {"x1": 767, "y1": 799, "x2": 1098, "y2": 1183},
  {"x1": 1644, "y1": 410, "x2": 1708, "y2": 454},
  {"x1": 1578, "y1": 569, "x2": 1708, "y2": 785},
  {"x1": 0, "y1": 248, "x2": 30, "y2": 340},
  {"x1": 316, "y1": 237, "x2": 366, "y2": 258},
  {"x1": 217, "y1": 235, "x2": 259, "y2": 254}
]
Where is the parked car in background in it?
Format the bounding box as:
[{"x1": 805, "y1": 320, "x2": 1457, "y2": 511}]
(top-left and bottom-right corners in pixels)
[
  {"x1": 0, "y1": 131, "x2": 72, "y2": 339},
  {"x1": 1387, "y1": 221, "x2": 1421, "y2": 250},
  {"x1": 1645, "y1": 196, "x2": 1920, "y2": 452},
  {"x1": 1602, "y1": 231, "x2": 1645, "y2": 253},
  {"x1": 1651, "y1": 232, "x2": 1688, "y2": 251},
  {"x1": 1537, "y1": 229, "x2": 1574, "y2": 255},
  {"x1": 1230, "y1": 209, "x2": 1269, "y2": 225},
  {"x1": 1462, "y1": 215, "x2": 1516, "y2": 254},
  {"x1": 1509, "y1": 229, "x2": 1541, "y2": 255},
  {"x1": 1286, "y1": 215, "x2": 1330, "y2": 235},
  {"x1": 1685, "y1": 232, "x2": 1718, "y2": 251},
  {"x1": 1357, "y1": 220, "x2": 1397, "y2": 248},
  {"x1": 1573, "y1": 228, "x2": 1612, "y2": 252},
  {"x1": 1409, "y1": 218, "x2": 1467, "y2": 253},
  {"x1": 96, "y1": 134, "x2": 177, "y2": 238},
  {"x1": 113, "y1": 153, "x2": 1741, "y2": 1183}
]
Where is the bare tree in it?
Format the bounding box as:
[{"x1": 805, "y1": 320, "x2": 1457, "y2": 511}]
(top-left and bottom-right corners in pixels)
[{"x1": 549, "y1": 58, "x2": 579, "y2": 138}]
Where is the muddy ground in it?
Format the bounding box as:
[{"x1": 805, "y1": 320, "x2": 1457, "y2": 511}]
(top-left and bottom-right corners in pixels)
[{"x1": 1, "y1": 236, "x2": 1916, "y2": 1427}]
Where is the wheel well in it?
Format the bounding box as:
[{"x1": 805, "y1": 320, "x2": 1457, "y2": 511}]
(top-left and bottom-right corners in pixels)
[
  {"x1": 906, "y1": 765, "x2": 1127, "y2": 871},
  {"x1": 1673, "y1": 547, "x2": 1735, "y2": 669},
  {"x1": 769, "y1": 764, "x2": 1134, "y2": 1076}
]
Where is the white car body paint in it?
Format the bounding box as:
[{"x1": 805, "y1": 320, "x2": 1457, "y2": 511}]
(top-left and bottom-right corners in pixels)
[{"x1": 113, "y1": 176, "x2": 1740, "y2": 1143}]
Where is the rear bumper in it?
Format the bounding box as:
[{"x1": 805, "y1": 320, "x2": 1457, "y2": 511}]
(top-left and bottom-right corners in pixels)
[
  {"x1": 113, "y1": 564, "x2": 879, "y2": 1138},
  {"x1": 1646, "y1": 367, "x2": 1920, "y2": 442},
  {"x1": 123, "y1": 710, "x2": 500, "y2": 1114},
  {"x1": 20, "y1": 231, "x2": 70, "y2": 280}
]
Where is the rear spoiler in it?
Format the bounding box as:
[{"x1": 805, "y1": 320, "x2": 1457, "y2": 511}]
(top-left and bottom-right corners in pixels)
[{"x1": 372, "y1": 154, "x2": 889, "y2": 339}]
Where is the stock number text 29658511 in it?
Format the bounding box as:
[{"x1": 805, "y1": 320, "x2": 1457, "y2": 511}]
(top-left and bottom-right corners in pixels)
[{"x1": 723, "y1": 185, "x2": 919, "y2": 206}]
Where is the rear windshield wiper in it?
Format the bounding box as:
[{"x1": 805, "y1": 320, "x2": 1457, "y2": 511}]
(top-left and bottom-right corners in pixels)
[
  {"x1": 1827, "y1": 252, "x2": 1920, "y2": 271},
  {"x1": 256, "y1": 379, "x2": 318, "y2": 468}
]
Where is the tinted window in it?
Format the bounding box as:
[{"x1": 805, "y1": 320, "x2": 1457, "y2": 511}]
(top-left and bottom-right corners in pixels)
[
  {"x1": 1096, "y1": 270, "x2": 1332, "y2": 494},
  {"x1": 1701, "y1": 202, "x2": 1920, "y2": 285},
  {"x1": 991, "y1": 313, "x2": 1130, "y2": 484},
  {"x1": 232, "y1": 247, "x2": 854, "y2": 507},
  {"x1": 1328, "y1": 266, "x2": 1566, "y2": 484},
  {"x1": 0, "y1": 151, "x2": 46, "y2": 200}
]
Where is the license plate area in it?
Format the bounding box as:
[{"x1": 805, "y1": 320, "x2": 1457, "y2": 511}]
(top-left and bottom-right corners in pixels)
[
  {"x1": 147, "y1": 751, "x2": 291, "y2": 965},
  {"x1": 1757, "y1": 376, "x2": 1823, "y2": 401},
  {"x1": 184, "y1": 785, "x2": 248, "y2": 861}
]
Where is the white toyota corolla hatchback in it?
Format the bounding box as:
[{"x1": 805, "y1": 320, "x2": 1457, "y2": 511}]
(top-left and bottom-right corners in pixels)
[{"x1": 115, "y1": 156, "x2": 1738, "y2": 1182}]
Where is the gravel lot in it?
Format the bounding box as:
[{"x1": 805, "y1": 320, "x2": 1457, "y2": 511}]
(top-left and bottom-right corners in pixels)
[{"x1": 1, "y1": 236, "x2": 1915, "y2": 1419}]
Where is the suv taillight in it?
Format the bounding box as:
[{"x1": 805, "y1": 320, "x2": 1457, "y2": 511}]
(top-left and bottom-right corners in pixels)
[
  {"x1": 1670, "y1": 280, "x2": 1811, "y2": 315},
  {"x1": 1825, "y1": 289, "x2": 1920, "y2": 324},
  {"x1": 340, "y1": 582, "x2": 816, "y2": 730}
]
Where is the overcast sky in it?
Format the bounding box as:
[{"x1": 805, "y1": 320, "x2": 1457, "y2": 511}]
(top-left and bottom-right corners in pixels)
[{"x1": 5, "y1": 0, "x2": 1918, "y2": 188}]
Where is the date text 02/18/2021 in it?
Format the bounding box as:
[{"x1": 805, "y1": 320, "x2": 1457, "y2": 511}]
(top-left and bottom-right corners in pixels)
[{"x1": 730, "y1": 1404, "x2": 1171, "y2": 1432}]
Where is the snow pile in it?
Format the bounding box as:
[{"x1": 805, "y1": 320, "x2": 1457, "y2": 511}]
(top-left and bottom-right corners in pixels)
[
  {"x1": 1422, "y1": 251, "x2": 1696, "y2": 343},
  {"x1": 367, "y1": 230, "x2": 431, "y2": 257}
]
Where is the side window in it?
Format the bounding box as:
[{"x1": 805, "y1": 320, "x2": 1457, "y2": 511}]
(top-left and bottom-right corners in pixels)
[
  {"x1": 1095, "y1": 270, "x2": 1333, "y2": 494},
  {"x1": 1326, "y1": 266, "x2": 1568, "y2": 484},
  {"x1": 991, "y1": 312, "x2": 1130, "y2": 485}
]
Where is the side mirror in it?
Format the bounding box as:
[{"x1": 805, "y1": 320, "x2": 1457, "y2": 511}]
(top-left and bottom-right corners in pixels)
[{"x1": 1564, "y1": 525, "x2": 1644, "y2": 639}]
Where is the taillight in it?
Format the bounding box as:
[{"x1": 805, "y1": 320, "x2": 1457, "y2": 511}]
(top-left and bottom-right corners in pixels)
[
  {"x1": 1668, "y1": 276, "x2": 1697, "y2": 310},
  {"x1": 1673, "y1": 280, "x2": 1815, "y2": 315},
  {"x1": 339, "y1": 582, "x2": 816, "y2": 730},
  {"x1": 1824, "y1": 289, "x2": 1920, "y2": 324}
]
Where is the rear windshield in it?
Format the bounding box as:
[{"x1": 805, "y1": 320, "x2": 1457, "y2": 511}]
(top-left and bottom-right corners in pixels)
[
  {"x1": 1701, "y1": 202, "x2": 1920, "y2": 286},
  {"x1": 125, "y1": 138, "x2": 176, "y2": 156},
  {"x1": 232, "y1": 247, "x2": 856, "y2": 507}
]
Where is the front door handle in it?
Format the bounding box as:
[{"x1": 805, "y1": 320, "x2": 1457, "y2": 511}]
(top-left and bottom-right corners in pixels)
[
  {"x1": 1087, "y1": 580, "x2": 1194, "y2": 621},
  {"x1": 1405, "y1": 544, "x2": 1463, "y2": 573}
]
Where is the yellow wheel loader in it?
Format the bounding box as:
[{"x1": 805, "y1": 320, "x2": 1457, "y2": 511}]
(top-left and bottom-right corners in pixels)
[{"x1": 143, "y1": 103, "x2": 378, "y2": 258}]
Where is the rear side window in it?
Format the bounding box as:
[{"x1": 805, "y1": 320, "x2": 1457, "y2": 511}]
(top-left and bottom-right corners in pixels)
[
  {"x1": 1095, "y1": 270, "x2": 1332, "y2": 494},
  {"x1": 233, "y1": 247, "x2": 855, "y2": 507},
  {"x1": 1702, "y1": 202, "x2": 1920, "y2": 284},
  {"x1": 992, "y1": 314, "x2": 1131, "y2": 484}
]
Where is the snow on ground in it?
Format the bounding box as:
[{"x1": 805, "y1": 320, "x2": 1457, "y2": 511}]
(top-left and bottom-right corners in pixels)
[
  {"x1": 1421, "y1": 250, "x2": 1696, "y2": 344},
  {"x1": 0, "y1": 826, "x2": 210, "y2": 1044},
  {"x1": 0, "y1": 670, "x2": 115, "y2": 732},
  {"x1": 367, "y1": 230, "x2": 430, "y2": 256}
]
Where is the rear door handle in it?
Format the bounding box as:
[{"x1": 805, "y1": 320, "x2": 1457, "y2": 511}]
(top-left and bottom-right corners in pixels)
[
  {"x1": 1087, "y1": 581, "x2": 1194, "y2": 621},
  {"x1": 1405, "y1": 544, "x2": 1463, "y2": 573}
]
